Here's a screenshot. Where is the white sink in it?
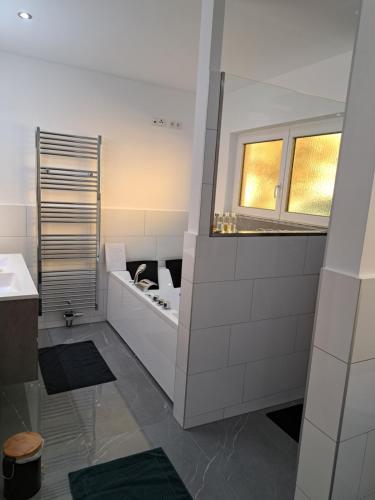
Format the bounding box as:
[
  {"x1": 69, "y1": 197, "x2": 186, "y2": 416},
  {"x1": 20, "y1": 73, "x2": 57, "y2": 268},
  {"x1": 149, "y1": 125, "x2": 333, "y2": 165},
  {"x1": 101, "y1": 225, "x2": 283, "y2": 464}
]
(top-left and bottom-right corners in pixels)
[
  {"x1": 0, "y1": 254, "x2": 38, "y2": 301},
  {"x1": 0, "y1": 273, "x2": 20, "y2": 293}
]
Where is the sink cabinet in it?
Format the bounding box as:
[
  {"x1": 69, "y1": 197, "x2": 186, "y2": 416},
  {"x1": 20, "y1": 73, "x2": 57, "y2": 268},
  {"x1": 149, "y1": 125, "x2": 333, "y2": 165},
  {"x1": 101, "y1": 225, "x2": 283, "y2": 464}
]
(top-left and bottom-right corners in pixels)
[
  {"x1": 0, "y1": 298, "x2": 39, "y2": 384},
  {"x1": 0, "y1": 254, "x2": 39, "y2": 385}
]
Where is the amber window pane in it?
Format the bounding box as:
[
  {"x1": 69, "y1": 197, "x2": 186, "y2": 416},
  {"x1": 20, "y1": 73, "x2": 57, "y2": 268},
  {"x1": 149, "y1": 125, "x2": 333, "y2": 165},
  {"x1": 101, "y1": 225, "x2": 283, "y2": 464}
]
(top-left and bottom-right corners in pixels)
[
  {"x1": 288, "y1": 133, "x2": 341, "y2": 217},
  {"x1": 239, "y1": 140, "x2": 283, "y2": 210}
]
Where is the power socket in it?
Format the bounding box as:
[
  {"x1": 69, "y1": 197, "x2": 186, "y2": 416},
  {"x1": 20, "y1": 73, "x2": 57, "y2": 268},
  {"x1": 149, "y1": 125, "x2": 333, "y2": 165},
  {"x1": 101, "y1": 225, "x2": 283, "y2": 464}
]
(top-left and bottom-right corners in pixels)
[
  {"x1": 152, "y1": 118, "x2": 182, "y2": 130},
  {"x1": 152, "y1": 117, "x2": 168, "y2": 127},
  {"x1": 169, "y1": 120, "x2": 182, "y2": 130}
]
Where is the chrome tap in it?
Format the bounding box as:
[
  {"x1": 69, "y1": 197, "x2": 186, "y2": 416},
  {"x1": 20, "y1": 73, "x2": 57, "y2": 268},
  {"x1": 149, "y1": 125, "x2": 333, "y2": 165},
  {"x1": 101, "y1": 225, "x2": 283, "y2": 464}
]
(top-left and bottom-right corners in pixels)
[
  {"x1": 136, "y1": 279, "x2": 157, "y2": 292},
  {"x1": 134, "y1": 263, "x2": 146, "y2": 284}
]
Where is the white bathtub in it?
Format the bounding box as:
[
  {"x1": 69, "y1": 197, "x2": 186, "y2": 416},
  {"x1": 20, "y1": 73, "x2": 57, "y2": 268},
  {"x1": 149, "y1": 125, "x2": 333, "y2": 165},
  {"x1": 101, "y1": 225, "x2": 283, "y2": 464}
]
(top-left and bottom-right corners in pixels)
[{"x1": 107, "y1": 268, "x2": 179, "y2": 399}]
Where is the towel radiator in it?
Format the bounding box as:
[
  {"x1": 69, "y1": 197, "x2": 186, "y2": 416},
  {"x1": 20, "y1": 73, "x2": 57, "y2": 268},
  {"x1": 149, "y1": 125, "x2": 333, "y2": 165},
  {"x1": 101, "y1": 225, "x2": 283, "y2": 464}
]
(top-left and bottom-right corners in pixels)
[{"x1": 36, "y1": 128, "x2": 101, "y2": 317}]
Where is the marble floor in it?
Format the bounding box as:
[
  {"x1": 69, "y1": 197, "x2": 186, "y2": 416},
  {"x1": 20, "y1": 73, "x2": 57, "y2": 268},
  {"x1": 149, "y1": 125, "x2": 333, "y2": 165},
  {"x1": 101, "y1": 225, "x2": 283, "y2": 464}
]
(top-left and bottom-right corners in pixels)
[{"x1": 0, "y1": 322, "x2": 299, "y2": 500}]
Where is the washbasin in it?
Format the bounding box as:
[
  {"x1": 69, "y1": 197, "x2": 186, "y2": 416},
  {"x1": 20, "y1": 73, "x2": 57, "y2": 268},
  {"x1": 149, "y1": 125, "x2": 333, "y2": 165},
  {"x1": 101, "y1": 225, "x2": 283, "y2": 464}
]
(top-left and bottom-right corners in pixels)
[
  {"x1": 0, "y1": 273, "x2": 20, "y2": 293},
  {"x1": 0, "y1": 256, "x2": 9, "y2": 271},
  {"x1": 0, "y1": 254, "x2": 38, "y2": 301}
]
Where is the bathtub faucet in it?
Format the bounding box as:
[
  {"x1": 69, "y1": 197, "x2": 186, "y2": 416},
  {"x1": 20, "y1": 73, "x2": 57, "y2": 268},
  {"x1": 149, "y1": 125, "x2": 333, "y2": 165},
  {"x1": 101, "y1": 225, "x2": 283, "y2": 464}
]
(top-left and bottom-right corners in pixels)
[{"x1": 134, "y1": 263, "x2": 146, "y2": 284}]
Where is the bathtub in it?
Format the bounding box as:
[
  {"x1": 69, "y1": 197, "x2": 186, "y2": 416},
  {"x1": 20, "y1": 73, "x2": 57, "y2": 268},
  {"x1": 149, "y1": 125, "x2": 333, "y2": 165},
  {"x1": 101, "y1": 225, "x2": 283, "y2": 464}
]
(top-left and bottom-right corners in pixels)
[{"x1": 107, "y1": 267, "x2": 179, "y2": 399}]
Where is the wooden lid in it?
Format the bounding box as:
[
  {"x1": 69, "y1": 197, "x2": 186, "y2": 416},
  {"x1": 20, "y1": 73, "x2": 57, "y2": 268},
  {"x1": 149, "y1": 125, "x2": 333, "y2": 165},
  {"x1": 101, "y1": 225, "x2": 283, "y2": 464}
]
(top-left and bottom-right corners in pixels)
[{"x1": 3, "y1": 432, "x2": 43, "y2": 459}]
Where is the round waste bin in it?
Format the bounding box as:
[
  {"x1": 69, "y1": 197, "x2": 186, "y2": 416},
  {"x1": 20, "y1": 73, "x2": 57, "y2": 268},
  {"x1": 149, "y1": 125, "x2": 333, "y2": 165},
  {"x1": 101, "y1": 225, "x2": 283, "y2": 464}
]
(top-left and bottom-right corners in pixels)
[{"x1": 2, "y1": 432, "x2": 43, "y2": 500}]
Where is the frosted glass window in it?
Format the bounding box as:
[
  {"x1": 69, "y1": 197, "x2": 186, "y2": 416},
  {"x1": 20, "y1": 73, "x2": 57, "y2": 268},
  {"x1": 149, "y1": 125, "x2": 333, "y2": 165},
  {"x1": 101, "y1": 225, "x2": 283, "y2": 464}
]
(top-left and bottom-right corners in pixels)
[
  {"x1": 239, "y1": 140, "x2": 283, "y2": 210},
  {"x1": 288, "y1": 133, "x2": 341, "y2": 217}
]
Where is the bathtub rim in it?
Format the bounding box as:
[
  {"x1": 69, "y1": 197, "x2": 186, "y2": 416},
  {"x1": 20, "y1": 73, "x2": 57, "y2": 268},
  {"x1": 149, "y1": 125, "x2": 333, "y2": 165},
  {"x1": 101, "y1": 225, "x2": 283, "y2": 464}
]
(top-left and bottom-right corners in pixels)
[{"x1": 110, "y1": 270, "x2": 179, "y2": 328}]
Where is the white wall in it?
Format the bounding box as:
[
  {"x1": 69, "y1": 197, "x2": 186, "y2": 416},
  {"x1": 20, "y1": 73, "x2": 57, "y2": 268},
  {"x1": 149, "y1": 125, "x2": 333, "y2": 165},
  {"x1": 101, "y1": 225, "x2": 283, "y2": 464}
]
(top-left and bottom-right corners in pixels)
[
  {"x1": 268, "y1": 51, "x2": 352, "y2": 103},
  {"x1": 0, "y1": 50, "x2": 194, "y2": 327},
  {"x1": 0, "y1": 50, "x2": 195, "y2": 210}
]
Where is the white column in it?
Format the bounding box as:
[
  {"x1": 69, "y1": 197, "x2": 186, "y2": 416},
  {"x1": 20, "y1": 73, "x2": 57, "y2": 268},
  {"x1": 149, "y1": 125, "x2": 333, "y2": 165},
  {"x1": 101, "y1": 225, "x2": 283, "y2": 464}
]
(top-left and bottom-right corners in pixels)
[
  {"x1": 173, "y1": 0, "x2": 225, "y2": 426},
  {"x1": 296, "y1": 1, "x2": 375, "y2": 498}
]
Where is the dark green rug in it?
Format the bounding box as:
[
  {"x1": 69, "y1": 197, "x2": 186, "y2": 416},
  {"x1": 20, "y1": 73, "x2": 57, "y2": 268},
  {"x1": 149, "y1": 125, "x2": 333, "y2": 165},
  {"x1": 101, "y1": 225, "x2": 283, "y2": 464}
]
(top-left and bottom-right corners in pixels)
[{"x1": 68, "y1": 448, "x2": 192, "y2": 500}]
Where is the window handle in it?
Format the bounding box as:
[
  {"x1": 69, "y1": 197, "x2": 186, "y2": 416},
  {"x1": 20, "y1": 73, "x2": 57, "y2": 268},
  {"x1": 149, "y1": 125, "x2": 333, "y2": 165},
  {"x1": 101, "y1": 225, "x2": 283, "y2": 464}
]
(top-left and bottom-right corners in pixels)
[{"x1": 274, "y1": 184, "x2": 281, "y2": 199}]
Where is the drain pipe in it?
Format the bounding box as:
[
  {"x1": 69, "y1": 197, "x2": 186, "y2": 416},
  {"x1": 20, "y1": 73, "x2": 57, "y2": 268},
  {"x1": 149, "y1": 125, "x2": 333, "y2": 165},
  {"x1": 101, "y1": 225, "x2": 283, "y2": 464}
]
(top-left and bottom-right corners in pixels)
[{"x1": 63, "y1": 310, "x2": 83, "y2": 328}]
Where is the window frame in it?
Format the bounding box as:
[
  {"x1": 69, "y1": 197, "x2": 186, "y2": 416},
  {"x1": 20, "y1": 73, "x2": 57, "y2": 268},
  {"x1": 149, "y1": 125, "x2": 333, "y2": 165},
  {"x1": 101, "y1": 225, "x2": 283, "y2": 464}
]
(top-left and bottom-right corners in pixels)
[
  {"x1": 233, "y1": 127, "x2": 290, "y2": 220},
  {"x1": 232, "y1": 117, "x2": 343, "y2": 227}
]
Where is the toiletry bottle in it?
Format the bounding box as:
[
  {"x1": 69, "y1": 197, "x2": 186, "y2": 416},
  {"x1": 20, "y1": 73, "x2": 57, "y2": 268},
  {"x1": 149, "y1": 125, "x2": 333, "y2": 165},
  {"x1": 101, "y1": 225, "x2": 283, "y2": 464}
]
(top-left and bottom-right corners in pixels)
[
  {"x1": 223, "y1": 212, "x2": 229, "y2": 233},
  {"x1": 212, "y1": 213, "x2": 219, "y2": 232},
  {"x1": 217, "y1": 214, "x2": 223, "y2": 233},
  {"x1": 231, "y1": 212, "x2": 237, "y2": 233}
]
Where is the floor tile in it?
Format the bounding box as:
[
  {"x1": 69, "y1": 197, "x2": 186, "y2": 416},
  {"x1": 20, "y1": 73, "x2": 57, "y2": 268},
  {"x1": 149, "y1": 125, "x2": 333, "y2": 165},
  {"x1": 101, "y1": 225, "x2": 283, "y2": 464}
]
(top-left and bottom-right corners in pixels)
[{"x1": 0, "y1": 321, "x2": 299, "y2": 499}]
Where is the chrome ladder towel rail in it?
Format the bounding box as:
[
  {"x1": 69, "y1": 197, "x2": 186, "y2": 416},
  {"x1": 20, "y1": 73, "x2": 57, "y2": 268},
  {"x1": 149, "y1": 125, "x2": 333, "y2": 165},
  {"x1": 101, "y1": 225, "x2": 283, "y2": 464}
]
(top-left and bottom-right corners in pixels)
[{"x1": 36, "y1": 128, "x2": 101, "y2": 316}]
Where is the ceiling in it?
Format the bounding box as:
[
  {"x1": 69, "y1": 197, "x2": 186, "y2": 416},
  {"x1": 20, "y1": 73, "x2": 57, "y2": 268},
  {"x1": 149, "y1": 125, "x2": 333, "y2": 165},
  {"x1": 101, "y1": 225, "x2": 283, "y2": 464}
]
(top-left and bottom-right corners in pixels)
[{"x1": 0, "y1": 0, "x2": 360, "y2": 91}]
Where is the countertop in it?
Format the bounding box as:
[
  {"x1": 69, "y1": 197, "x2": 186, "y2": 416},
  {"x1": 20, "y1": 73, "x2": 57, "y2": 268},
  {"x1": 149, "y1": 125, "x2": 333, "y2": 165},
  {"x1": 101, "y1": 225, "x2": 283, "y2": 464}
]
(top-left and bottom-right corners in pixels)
[{"x1": 0, "y1": 254, "x2": 39, "y2": 302}]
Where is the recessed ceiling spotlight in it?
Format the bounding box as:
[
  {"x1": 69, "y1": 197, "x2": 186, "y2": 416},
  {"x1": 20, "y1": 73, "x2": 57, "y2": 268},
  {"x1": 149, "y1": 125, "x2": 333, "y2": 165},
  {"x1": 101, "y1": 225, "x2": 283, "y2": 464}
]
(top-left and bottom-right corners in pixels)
[{"x1": 18, "y1": 11, "x2": 32, "y2": 20}]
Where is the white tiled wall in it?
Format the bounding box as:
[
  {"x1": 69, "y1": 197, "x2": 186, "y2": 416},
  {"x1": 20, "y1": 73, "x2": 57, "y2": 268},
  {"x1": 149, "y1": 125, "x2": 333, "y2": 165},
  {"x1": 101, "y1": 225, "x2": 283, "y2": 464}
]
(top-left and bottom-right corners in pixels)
[
  {"x1": 175, "y1": 233, "x2": 326, "y2": 427},
  {"x1": 297, "y1": 274, "x2": 375, "y2": 500},
  {"x1": 0, "y1": 205, "x2": 187, "y2": 328},
  {"x1": 0, "y1": 205, "x2": 37, "y2": 279}
]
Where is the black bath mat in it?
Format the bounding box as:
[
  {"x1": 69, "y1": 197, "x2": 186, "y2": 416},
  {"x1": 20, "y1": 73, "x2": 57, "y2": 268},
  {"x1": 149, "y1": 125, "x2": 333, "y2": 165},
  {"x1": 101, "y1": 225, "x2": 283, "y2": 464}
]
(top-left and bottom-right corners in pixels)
[
  {"x1": 68, "y1": 447, "x2": 193, "y2": 500},
  {"x1": 266, "y1": 403, "x2": 303, "y2": 442},
  {"x1": 39, "y1": 341, "x2": 116, "y2": 395}
]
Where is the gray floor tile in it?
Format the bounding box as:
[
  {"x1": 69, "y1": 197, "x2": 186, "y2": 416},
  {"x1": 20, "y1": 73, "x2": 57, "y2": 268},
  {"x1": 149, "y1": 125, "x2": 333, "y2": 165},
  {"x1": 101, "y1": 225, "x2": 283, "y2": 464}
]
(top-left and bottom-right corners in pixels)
[{"x1": 0, "y1": 321, "x2": 299, "y2": 499}]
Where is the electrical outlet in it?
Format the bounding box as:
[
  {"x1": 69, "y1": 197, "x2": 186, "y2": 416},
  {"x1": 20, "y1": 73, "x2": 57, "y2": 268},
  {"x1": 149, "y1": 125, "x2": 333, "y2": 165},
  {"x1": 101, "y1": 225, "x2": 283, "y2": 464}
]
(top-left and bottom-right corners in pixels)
[
  {"x1": 152, "y1": 118, "x2": 182, "y2": 130},
  {"x1": 152, "y1": 117, "x2": 168, "y2": 127},
  {"x1": 169, "y1": 120, "x2": 182, "y2": 130}
]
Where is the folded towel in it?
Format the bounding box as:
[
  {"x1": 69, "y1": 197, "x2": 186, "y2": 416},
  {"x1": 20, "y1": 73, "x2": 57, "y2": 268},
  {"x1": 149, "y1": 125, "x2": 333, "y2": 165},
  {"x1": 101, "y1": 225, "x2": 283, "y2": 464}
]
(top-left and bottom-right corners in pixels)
[{"x1": 105, "y1": 242, "x2": 126, "y2": 271}]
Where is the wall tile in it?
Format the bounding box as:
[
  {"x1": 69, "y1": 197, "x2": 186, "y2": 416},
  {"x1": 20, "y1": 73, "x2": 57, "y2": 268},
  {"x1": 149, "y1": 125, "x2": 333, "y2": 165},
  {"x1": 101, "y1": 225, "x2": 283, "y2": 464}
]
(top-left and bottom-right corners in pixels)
[
  {"x1": 194, "y1": 235, "x2": 237, "y2": 282},
  {"x1": 0, "y1": 205, "x2": 26, "y2": 236},
  {"x1": 251, "y1": 275, "x2": 319, "y2": 321},
  {"x1": 184, "y1": 409, "x2": 224, "y2": 429},
  {"x1": 352, "y1": 278, "x2": 375, "y2": 362},
  {"x1": 191, "y1": 280, "x2": 253, "y2": 329},
  {"x1": 176, "y1": 324, "x2": 190, "y2": 372},
  {"x1": 332, "y1": 434, "x2": 367, "y2": 500},
  {"x1": 342, "y1": 358, "x2": 375, "y2": 440},
  {"x1": 145, "y1": 211, "x2": 188, "y2": 236},
  {"x1": 104, "y1": 236, "x2": 157, "y2": 261},
  {"x1": 295, "y1": 314, "x2": 314, "y2": 352},
  {"x1": 156, "y1": 236, "x2": 183, "y2": 260},
  {"x1": 178, "y1": 278, "x2": 193, "y2": 330},
  {"x1": 181, "y1": 231, "x2": 196, "y2": 282},
  {"x1": 26, "y1": 205, "x2": 37, "y2": 237},
  {"x1": 102, "y1": 209, "x2": 145, "y2": 236},
  {"x1": 314, "y1": 268, "x2": 360, "y2": 362},
  {"x1": 229, "y1": 316, "x2": 297, "y2": 365},
  {"x1": 185, "y1": 364, "x2": 245, "y2": 417},
  {"x1": 224, "y1": 389, "x2": 300, "y2": 419},
  {"x1": 359, "y1": 429, "x2": 375, "y2": 498},
  {"x1": 235, "y1": 236, "x2": 307, "y2": 280},
  {"x1": 189, "y1": 326, "x2": 230, "y2": 373},
  {"x1": 243, "y1": 351, "x2": 309, "y2": 401},
  {"x1": 0, "y1": 236, "x2": 29, "y2": 259},
  {"x1": 296, "y1": 419, "x2": 336, "y2": 500},
  {"x1": 304, "y1": 235, "x2": 326, "y2": 274},
  {"x1": 305, "y1": 347, "x2": 347, "y2": 440}
]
